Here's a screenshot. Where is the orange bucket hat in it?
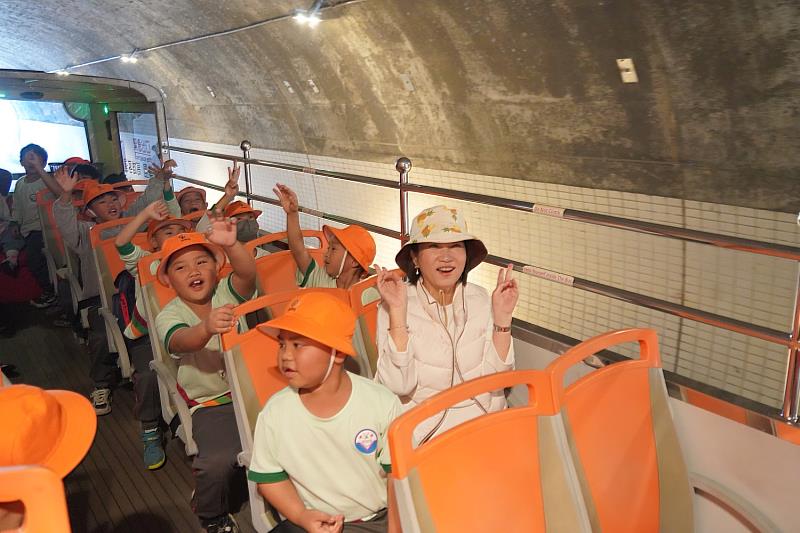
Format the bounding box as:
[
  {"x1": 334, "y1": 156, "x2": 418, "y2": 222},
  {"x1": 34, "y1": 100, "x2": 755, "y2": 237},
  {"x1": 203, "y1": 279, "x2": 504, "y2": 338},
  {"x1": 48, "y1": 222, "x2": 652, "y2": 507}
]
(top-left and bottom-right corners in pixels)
[
  {"x1": 224, "y1": 200, "x2": 262, "y2": 219},
  {"x1": 176, "y1": 186, "x2": 207, "y2": 206},
  {"x1": 146, "y1": 217, "x2": 193, "y2": 241},
  {"x1": 0, "y1": 385, "x2": 96, "y2": 478},
  {"x1": 322, "y1": 225, "x2": 376, "y2": 272},
  {"x1": 395, "y1": 205, "x2": 487, "y2": 276},
  {"x1": 71, "y1": 179, "x2": 95, "y2": 207},
  {"x1": 258, "y1": 292, "x2": 357, "y2": 356},
  {"x1": 81, "y1": 181, "x2": 127, "y2": 212},
  {"x1": 156, "y1": 232, "x2": 226, "y2": 286}
]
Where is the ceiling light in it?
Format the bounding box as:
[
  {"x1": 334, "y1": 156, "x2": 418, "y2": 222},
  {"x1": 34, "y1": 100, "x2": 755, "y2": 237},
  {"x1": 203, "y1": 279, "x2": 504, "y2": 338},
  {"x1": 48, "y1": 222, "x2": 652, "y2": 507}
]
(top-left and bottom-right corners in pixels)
[
  {"x1": 120, "y1": 55, "x2": 138, "y2": 63},
  {"x1": 55, "y1": 70, "x2": 70, "y2": 76},
  {"x1": 306, "y1": 14, "x2": 321, "y2": 27},
  {"x1": 294, "y1": 0, "x2": 323, "y2": 27},
  {"x1": 293, "y1": 12, "x2": 309, "y2": 24}
]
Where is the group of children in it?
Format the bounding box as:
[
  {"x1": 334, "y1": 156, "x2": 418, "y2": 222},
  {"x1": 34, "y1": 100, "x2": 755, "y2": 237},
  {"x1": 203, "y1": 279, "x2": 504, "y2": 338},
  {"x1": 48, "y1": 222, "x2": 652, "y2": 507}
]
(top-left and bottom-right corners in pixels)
[{"x1": 10, "y1": 144, "x2": 520, "y2": 533}]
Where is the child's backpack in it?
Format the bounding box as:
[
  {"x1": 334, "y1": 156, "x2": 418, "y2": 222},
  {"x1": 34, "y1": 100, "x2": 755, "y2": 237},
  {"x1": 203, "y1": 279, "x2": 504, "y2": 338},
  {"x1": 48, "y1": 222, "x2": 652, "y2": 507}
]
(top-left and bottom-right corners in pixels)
[{"x1": 112, "y1": 270, "x2": 138, "y2": 334}]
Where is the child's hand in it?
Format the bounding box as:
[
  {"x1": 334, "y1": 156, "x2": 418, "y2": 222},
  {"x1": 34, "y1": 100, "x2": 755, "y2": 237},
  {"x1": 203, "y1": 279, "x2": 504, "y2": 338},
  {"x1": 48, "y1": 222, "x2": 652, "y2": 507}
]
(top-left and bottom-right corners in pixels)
[
  {"x1": 205, "y1": 210, "x2": 237, "y2": 247},
  {"x1": 491, "y1": 264, "x2": 518, "y2": 326},
  {"x1": 143, "y1": 200, "x2": 169, "y2": 221},
  {"x1": 297, "y1": 510, "x2": 344, "y2": 533},
  {"x1": 273, "y1": 183, "x2": 299, "y2": 214},
  {"x1": 375, "y1": 265, "x2": 407, "y2": 311},
  {"x1": 54, "y1": 166, "x2": 77, "y2": 195},
  {"x1": 148, "y1": 158, "x2": 177, "y2": 181},
  {"x1": 202, "y1": 303, "x2": 237, "y2": 335},
  {"x1": 224, "y1": 164, "x2": 240, "y2": 198}
]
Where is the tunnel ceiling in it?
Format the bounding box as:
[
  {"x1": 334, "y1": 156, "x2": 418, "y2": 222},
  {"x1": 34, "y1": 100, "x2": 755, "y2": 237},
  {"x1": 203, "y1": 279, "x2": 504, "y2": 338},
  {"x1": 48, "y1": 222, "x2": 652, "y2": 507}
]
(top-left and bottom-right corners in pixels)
[{"x1": 1, "y1": 0, "x2": 798, "y2": 211}]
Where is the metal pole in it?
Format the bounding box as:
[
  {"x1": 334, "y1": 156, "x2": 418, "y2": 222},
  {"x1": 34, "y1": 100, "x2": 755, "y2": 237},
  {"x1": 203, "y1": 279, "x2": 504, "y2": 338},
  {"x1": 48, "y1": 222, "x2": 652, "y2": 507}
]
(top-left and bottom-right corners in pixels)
[
  {"x1": 240, "y1": 140, "x2": 253, "y2": 206},
  {"x1": 781, "y1": 264, "x2": 800, "y2": 422},
  {"x1": 396, "y1": 157, "x2": 412, "y2": 244}
]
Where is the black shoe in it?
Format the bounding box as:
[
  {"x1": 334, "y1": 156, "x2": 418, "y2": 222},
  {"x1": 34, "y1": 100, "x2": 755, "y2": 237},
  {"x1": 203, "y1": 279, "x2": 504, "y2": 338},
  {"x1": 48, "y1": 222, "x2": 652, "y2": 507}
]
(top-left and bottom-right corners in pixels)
[
  {"x1": 30, "y1": 292, "x2": 57, "y2": 308},
  {"x1": 202, "y1": 514, "x2": 239, "y2": 533}
]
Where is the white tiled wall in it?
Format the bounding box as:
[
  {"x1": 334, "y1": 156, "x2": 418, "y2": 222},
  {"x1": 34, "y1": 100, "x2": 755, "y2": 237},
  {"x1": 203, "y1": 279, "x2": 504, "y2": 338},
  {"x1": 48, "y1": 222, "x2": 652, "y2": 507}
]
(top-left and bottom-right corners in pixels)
[{"x1": 168, "y1": 138, "x2": 799, "y2": 409}]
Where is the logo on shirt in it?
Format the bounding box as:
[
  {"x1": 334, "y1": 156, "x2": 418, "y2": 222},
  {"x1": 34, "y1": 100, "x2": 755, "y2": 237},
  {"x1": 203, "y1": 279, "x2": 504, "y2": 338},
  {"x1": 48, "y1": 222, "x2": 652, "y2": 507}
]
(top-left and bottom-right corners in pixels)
[{"x1": 354, "y1": 428, "x2": 378, "y2": 454}]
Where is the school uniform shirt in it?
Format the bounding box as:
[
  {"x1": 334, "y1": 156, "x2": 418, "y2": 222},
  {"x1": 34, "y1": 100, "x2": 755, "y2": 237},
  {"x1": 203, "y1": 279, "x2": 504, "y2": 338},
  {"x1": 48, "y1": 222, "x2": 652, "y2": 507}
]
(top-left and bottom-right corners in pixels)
[
  {"x1": 248, "y1": 373, "x2": 402, "y2": 522},
  {"x1": 155, "y1": 274, "x2": 253, "y2": 411},
  {"x1": 375, "y1": 282, "x2": 515, "y2": 444},
  {"x1": 116, "y1": 243, "x2": 157, "y2": 339},
  {"x1": 12, "y1": 175, "x2": 49, "y2": 237},
  {"x1": 52, "y1": 184, "x2": 177, "y2": 300},
  {"x1": 297, "y1": 259, "x2": 380, "y2": 377}
]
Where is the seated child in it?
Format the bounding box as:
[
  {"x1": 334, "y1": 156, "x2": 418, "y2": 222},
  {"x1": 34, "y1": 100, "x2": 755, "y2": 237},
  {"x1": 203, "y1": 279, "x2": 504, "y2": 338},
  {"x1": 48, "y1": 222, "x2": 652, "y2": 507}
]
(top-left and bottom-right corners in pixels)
[
  {"x1": 48, "y1": 164, "x2": 178, "y2": 414},
  {"x1": 177, "y1": 186, "x2": 208, "y2": 215},
  {"x1": 0, "y1": 169, "x2": 23, "y2": 276},
  {"x1": 114, "y1": 200, "x2": 192, "y2": 469},
  {"x1": 274, "y1": 182, "x2": 379, "y2": 376},
  {"x1": 154, "y1": 221, "x2": 257, "y2": 533},
  {"x1": 221, "y1": 201, "x2": 269, "y2": 258},
  {"x1": 249, "y1": 292, "x2": 401, "y2": 532},
  {"x1": 194, "y1": 164, "x2": 242, "y2": 233}
]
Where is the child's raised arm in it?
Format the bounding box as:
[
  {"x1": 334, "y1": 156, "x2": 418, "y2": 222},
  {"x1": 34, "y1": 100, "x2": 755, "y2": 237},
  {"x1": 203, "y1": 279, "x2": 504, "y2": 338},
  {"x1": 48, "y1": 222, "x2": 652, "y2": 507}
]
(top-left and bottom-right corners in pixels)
[
  {"x1": 195, "y1": 164, "x2": 240, "y2": 232},
  {"x1": 257, "y1": 481, "x2": 344, "y2": 533},
  {"x1": 206, "y1": 211, "x2": 256, "y2": 298},
  {"x1": 114, "y1": 200, "x2": 168, "y2": 248},
  {"x1": 273, "y1": 183, "x2": 311, "y2": 273}
]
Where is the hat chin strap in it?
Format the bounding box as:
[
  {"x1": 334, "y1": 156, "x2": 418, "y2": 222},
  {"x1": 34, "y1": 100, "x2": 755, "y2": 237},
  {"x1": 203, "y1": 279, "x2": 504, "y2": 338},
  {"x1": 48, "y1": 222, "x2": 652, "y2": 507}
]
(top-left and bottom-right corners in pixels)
[
  {"x1": 321, "y1": 349, "x2": 337, "y2": 384},
  {"x1": 332, "y1": 250, "x2": 349, "y2": 280}
]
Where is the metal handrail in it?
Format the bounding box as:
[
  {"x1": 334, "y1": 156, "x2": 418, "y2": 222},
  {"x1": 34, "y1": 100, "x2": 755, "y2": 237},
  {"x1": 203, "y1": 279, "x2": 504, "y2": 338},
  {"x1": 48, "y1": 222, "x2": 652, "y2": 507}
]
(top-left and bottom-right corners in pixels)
[{"x1": 164, "y1": 140, "x2": 800, "y2": 421}]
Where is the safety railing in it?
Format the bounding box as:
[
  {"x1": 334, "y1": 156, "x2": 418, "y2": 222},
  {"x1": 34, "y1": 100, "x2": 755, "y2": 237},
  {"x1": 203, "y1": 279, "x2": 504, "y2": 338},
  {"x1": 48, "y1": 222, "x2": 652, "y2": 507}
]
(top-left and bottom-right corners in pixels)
[{"x1": 164, "y1": 140, "x2": 800, "y2": 423}]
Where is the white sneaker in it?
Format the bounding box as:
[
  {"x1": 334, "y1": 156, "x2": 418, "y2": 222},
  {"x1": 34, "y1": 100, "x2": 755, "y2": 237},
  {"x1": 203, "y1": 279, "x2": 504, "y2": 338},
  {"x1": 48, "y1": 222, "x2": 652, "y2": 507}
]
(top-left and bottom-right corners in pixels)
[{"x1": 90, "y1": 388, "x2": 112, "y2": 415}]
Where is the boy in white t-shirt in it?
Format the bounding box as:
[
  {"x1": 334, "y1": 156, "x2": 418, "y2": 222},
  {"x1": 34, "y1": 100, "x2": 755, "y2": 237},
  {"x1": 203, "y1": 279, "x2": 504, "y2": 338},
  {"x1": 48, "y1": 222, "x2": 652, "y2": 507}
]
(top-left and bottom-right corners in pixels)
[{"x1": 248, "y1": 292, "x2": 401, "y2": 533}]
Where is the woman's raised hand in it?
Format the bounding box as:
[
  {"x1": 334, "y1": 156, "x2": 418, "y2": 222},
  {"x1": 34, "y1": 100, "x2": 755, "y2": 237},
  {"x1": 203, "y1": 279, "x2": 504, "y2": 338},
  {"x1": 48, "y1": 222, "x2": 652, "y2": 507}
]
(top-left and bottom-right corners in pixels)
[
  {"x1": 375, "y1": 265, "x2": 407, "y2": 310},
  {"x1": 491, "y1": 264, "x2": 518, "y2": 325}
]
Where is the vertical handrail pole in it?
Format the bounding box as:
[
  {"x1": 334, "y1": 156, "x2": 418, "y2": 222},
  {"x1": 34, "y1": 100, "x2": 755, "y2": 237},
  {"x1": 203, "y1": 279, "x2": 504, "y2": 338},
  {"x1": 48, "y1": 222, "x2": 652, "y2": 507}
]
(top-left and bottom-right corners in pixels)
[
  {"x1": 781, "y1": 263, "x2": 800, "y2": 422},
  {"x1": 396, "y1": 157, "x2": 412, "y2": 244},
  {"x1": 240, "y1": 140, "x2": 253, "y2": 206}
]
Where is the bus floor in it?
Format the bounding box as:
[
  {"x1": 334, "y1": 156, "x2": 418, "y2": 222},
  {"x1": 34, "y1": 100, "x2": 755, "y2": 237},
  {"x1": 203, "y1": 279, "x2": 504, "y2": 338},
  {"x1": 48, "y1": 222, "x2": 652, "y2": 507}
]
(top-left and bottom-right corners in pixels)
[{"x1": 0, "y1": 303, "x2": 257, "y2": 533}]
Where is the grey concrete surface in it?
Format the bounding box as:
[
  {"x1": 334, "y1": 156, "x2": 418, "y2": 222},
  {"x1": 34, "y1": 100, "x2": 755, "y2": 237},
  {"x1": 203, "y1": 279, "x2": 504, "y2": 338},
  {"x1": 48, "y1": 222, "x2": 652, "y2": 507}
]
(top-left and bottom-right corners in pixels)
[{"x1": 0, "y1": 0, "x2": 798, "y2": 211}]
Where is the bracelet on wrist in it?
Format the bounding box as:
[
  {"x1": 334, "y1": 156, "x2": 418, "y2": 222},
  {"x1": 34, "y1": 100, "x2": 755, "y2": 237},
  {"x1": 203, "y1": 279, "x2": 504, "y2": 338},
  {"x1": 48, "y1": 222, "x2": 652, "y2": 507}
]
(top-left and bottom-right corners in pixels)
[
  {"x1": 493, "y1": 324, "x2": 511, "y2": 333},
  {"x1": 388, "y1": 324, "x2": 409, "y2": 332}
]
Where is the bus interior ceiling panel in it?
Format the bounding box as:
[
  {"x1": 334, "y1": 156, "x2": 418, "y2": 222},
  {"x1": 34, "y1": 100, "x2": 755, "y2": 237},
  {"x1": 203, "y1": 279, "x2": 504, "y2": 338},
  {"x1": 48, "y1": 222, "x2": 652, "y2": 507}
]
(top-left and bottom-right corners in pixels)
[{"x1": 0, "y1": 0, "x2": 798, "y2": 211}]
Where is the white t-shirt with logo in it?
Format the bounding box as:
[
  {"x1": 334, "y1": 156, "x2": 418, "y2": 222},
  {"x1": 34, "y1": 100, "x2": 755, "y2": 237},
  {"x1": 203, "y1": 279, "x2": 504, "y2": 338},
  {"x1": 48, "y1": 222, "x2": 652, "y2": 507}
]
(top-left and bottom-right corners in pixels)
[{"x1": 248, "y1": 372, "x2": 402, "y2": 522}]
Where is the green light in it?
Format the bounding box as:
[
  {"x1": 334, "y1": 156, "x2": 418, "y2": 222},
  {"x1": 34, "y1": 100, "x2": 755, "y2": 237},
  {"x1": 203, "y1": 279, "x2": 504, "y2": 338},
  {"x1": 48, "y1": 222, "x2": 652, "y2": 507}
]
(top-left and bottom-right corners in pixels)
[
  {"x1": 102, "y1": 104, "x2": 109, "y2": 115},
  {"x1": 0, "y1": 93, "x2": 6, "y2": 98}
]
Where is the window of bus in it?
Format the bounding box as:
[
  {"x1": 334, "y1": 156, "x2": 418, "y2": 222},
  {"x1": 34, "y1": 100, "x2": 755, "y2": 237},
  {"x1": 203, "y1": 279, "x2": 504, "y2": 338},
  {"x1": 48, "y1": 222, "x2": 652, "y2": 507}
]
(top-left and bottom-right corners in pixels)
[
  {"x1": 117, "y1": 112, "x2": 160, "y2": 181},
  {"x1": 0, "y1": 100, "x2": 90, "y2": 190}
]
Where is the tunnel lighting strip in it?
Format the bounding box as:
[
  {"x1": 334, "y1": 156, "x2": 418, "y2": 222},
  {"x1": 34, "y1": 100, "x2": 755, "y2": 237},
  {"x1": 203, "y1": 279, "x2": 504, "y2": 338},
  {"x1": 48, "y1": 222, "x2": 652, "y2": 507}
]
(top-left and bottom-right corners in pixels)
[
  {"x1": 165, "y1": 142, "x2": 800, "y2": 421},
  {"x1": 46, "y1": 0, "x2": 367, "y2": 74}
]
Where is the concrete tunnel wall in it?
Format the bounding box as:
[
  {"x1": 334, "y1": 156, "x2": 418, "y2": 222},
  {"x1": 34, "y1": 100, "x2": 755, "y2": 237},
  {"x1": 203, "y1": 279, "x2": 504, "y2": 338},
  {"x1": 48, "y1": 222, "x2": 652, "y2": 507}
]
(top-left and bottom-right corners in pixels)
[{"x1": 1, "y1": 0, "x2": 798, "y2": 212}]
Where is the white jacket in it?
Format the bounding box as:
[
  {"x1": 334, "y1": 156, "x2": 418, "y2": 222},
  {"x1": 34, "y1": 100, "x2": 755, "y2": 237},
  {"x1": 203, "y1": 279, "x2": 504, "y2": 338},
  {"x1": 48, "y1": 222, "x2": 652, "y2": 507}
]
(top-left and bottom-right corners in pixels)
[{"x1": 375, "y1": 282, "x2": 514, "y2": 443}]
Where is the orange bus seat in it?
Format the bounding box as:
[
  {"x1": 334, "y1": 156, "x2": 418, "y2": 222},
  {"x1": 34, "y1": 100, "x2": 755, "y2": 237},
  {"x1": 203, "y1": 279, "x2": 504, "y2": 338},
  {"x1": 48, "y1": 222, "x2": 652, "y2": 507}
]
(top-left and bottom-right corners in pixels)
[
  {"x1": 220, "y1": 287, "x2": 349, "y2": 533},
  {"x1": 89, "y1": 217, "x2": 152, "y2": 379},
  {"x1": 546, "y1": 328, "x2": 694, "y2": 532},
  {"x1": 389, "y1": 371, "x2": 591, "y2": 533},
  {"x1": 0, "y1": 465, "x2": 71, "y2": 533},
  {"x1": 348, "y1": 273, "x2": 394, "y2": 378},
  {"x1": 35, "y1": 189, "x2": 65, "y2": 290}
]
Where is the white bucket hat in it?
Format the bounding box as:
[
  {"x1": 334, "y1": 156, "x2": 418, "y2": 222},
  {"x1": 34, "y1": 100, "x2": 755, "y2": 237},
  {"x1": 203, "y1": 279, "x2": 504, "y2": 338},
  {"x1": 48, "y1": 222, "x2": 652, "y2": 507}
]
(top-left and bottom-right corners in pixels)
[{"x1": 395, "y1": 205, "x2": 488, "y2": 275}]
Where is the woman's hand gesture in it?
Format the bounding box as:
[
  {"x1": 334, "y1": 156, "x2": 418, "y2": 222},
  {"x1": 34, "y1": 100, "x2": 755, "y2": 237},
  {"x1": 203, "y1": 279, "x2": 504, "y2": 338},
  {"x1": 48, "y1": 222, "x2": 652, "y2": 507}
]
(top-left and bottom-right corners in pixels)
[
  {"x1": 375, "y1": 265, "x2": 407, "y2": 310},
  {"x1": 491, "y1": 264, "x2": 518, "y2": 326}
]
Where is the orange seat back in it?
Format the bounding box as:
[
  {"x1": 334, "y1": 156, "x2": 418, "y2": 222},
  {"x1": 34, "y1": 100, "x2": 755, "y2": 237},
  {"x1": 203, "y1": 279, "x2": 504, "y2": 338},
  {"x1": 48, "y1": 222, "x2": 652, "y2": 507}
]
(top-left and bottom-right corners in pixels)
[
  {"x1": 389, "y1": 371, "x2": 589, "y2": 533},
  {"x1": 0, "y1": 465, "x2": 71, "y2": 533},
  {"x1": 546, "y1": 328, "x2": 693, "y2": 532},
  {"x1": 138, "y1": 249, "x2": 176, "y2": 311},
  {"x1": 221, "y1": 288, "x2": 349, "y2": 434},
  {"x1": 35, "y1": 189, "x2": 65, "y2": 267},
  {"x1": 90, "y1": 217, "x2": 151, "y2": 304},
  {"x1": 347, "y1": 272, "x2": 399, "y2": 376}
]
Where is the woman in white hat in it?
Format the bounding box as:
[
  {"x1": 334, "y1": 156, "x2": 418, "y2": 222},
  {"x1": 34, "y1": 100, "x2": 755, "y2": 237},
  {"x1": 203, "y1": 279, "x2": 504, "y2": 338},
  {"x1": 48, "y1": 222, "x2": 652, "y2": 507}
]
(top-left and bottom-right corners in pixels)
[{"x1": 374, "y1": 205, "x2": 518, "y2": 444}]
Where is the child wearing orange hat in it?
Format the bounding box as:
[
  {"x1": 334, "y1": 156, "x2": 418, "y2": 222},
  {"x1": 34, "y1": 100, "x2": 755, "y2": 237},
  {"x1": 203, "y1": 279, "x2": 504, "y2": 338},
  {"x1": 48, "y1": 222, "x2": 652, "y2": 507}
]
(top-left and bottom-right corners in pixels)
[
  {"x1": 248, "y1": 292, "x2": 401, "y2": 532},
  {"x1": 154, "y1": 220, "x2": 256, "y2": 533},
  {"x1": 274, "y1": 183, "x2": 379, "y2": 376},
  {"x1": 44, "y1": 160, "x2": 180, "y2": 416},
  {"x1": 0, "y1": 384, "x2": 97, "y2": 530},
  {"x1": 113, "y1": 200, "x2": 194, "y2": 470}
]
